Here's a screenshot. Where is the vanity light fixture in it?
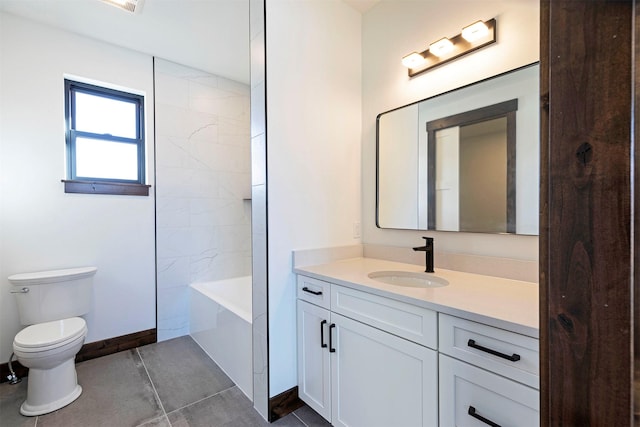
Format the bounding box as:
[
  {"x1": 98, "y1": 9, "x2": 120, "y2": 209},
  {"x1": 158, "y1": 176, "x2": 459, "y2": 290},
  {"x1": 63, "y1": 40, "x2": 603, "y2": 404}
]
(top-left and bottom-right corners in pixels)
[
  {"x1": 101, "y1": 0, "x2": 144, "y2": 13},
  {"x1": 403, "y1": 18, "x2": 496, "y2": 78},
  {"x1": 461, "y1": 21, "x2": 490, "y2": 42},
  {"x1": 429, "y1": 38, "x2": 454, "y2": 57},
  {"x1": 402, "y1": 52, "x2": 427, "y2": 68}
]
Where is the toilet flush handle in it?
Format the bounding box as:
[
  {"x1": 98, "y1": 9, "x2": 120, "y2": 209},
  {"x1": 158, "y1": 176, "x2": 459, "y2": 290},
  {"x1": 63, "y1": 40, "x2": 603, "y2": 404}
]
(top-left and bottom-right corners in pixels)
[{"x1": 9, "y1": 287, "x2": 29, "y2": 294}]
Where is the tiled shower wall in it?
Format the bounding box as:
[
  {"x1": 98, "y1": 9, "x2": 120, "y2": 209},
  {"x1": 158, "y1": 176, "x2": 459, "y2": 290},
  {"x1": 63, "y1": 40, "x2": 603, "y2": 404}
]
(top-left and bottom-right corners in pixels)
[
  {"x1": 154, "y1": 58, "x2": 252, "y2": 341},
  {"x1": 250, "y1": 0, "x2": 268, "y2": 419}
]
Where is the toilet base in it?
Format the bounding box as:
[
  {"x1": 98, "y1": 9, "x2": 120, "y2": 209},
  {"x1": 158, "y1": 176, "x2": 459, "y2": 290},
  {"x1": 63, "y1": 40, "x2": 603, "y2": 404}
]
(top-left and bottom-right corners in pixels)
[{"x1": 20, "y1": 358, "x2": 83, "y2": 416}]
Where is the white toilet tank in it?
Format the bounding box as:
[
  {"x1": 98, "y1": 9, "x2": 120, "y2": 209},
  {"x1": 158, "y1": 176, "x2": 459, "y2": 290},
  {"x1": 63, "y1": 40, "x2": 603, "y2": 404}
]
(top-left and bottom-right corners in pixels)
[{"x1": 9, "y1": 267, "x2": 97, "y2": 326}]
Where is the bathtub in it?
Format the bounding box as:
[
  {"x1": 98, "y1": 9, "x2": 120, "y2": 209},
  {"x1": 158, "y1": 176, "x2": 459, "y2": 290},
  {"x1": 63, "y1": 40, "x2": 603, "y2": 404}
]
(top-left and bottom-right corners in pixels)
[{"x1": 189, "y1": 276, "x2": 252, "y2": 399}]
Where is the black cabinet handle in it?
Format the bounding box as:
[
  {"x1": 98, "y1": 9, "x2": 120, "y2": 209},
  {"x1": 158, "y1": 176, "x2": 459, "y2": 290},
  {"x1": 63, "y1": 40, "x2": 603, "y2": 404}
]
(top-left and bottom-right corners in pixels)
[
  {"x1": 468, "y1": 406, "x2": 501, "y2": 427},
  {"x1": 320, "y1": 320, "x2": 327, "y2": 348},
  {"x1": 467, "y1": 339, "x2": 521, "y2": 362},
  {"x1": 302, "y1": 287, "x2": 322, "y2": 296},
  {"x1": 329, "y1": 323, "x2": 336, "y2": 353}
]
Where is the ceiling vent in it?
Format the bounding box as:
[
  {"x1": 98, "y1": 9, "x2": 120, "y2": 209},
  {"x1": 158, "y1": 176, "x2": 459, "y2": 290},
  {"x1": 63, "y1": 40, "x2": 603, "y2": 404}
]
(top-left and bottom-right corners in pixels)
[{"x1": 101, "y1": 0, "x2": 144, "y2": 14}]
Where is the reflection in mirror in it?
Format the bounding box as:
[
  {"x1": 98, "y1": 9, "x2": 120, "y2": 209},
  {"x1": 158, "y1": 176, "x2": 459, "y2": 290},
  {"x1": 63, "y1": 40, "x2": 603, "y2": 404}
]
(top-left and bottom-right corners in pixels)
[
  {"x1": 376, "y1": 63, "x2": 539, "y2": 235},
  {"x1": 427, "y1": 99, "x2": 517, "y2": 233},
  {"x1": 457, "y1": 119, "x2": 508, "y2": 232}
]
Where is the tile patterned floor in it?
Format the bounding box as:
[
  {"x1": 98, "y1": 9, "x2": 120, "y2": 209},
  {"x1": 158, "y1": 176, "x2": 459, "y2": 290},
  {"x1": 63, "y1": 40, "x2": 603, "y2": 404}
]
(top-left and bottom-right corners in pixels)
[{"x1": 0, "y1": 336, "x2": 331, "y2": 427}]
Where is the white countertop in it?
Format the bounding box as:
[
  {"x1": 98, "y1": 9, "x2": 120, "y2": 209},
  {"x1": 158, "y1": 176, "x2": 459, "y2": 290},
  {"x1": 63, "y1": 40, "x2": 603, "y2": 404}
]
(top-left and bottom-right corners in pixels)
[{"x1": 294, "y1": 257, "x2": 539, "y2": 338}]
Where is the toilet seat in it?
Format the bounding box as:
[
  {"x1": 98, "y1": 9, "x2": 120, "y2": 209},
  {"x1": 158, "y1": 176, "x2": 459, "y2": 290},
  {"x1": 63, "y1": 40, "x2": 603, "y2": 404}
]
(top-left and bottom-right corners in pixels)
[{"x1": 14, "y1": 317, "x2": 87, "y2": 353}]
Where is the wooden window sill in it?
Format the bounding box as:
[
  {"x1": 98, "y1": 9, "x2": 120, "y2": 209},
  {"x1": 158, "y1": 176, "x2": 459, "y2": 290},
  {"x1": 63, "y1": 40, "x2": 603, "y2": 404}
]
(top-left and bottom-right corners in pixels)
[{"x1": 62, "y1": 180, "x2": 151, "y2": 196}]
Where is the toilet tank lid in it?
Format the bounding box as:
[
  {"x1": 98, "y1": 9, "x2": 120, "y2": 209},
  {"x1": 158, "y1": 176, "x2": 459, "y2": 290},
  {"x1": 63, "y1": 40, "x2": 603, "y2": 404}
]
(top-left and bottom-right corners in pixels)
[{"x1": 8, "y1": 267, "x2": 97, "y2": 285}]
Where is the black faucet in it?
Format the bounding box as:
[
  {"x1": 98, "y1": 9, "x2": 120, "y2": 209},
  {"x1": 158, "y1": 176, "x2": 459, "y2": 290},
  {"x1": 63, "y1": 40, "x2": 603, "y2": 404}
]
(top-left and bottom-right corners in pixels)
[{"x1": 413, "y1": 237, "x2": 434, "y2": 273}]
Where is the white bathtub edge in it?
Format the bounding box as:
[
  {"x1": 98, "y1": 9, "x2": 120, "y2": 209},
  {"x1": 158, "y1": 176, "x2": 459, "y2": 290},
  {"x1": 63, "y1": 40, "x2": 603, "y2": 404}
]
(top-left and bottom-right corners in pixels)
[{"x1": 190, "y1": 277, "x2": 252, "y2": 324}]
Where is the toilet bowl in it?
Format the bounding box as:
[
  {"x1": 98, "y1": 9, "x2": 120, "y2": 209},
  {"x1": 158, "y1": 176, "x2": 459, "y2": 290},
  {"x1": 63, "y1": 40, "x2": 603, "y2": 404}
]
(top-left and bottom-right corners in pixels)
[
  {"x1": 9, "y1": 266, "x2": 97, "y2": 417},
  {"x1": 13, "y1": 317, "x2": 88, "y2": 416}
]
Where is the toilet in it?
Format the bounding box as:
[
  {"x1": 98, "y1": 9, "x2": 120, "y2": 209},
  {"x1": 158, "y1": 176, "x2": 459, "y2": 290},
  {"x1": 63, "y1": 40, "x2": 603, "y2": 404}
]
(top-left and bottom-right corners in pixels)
[{"x1": 9, "y1": 266, "x2": 97, "y2": 416}]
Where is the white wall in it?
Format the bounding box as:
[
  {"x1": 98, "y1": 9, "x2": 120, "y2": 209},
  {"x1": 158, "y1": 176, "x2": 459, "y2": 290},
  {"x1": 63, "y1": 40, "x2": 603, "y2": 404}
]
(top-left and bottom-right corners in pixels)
[
  {"x1": 362, "y1": 0, "x2": 540, "y2": 259},
  {"x1": 0, "y1": 13, "x2": 156, "y2": 361},
  {"x1": 155, "y1": 59, "x2": 251, "y2": 341},
  {"x1": 249, "y1": 0, "x2": 269, "y2": 417},
  {"x1": 266, "y1": 0, "x2": 362, "y2": 396}
]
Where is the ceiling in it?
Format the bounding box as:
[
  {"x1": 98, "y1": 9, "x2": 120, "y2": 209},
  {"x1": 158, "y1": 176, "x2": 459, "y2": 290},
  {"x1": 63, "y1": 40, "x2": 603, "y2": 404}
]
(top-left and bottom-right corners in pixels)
[
  {"x1": 0, "y1": 0, "x2": 381, "y2": 84},
  {"x1": 0, "y1": 0, "x2": 250, "y2": 84},
  {"x1": 343, "y1": 0, "x2": 380, "y2": 13}
]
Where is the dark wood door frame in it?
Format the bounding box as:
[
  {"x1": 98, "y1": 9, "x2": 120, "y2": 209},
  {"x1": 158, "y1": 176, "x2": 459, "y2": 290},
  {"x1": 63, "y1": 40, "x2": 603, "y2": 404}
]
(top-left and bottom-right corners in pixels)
[
  {"x1": 635, "y1": 4, "x2": 640, "y2": 424},
  {"x1": 426, "y1": 99, "x2": 518, "y2": 233},
  {"x1": 540, "y1": 1, "x2": 635, "y2": 425}
]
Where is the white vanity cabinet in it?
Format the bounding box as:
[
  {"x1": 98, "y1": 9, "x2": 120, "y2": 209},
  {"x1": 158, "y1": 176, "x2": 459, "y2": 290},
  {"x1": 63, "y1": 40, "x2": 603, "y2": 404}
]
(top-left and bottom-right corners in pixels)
[
  {"x1": 296, "y1": 271, "x2": 540, "y2": 427},
  {"x1": 297, "y1": 276, "x2": 438, "y2": 427},
  {"x1": 438, "y1": 314, "x2": 540, "y2": 426},
  {"x1": 297, "y1": 298, "x2": 332, "y2": 420}
]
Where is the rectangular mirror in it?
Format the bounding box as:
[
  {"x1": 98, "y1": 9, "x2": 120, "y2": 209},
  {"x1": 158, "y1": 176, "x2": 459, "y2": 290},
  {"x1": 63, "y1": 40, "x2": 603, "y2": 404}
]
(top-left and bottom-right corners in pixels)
[{"x1": 376, "y1": 62, "x2": 539, "y2": 235}]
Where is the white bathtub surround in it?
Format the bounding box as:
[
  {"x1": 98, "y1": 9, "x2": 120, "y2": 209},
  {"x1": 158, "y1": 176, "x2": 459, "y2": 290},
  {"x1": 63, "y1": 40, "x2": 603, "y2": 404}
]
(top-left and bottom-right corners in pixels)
[
  {"x1": 293, "y1": 244, "x2": 538, "y2": 283},
  {"x1": 155, "y1": 58, "x2": 252, "y2": 341},
  {"x1": 190, "y1": 276, "x2": 253, "y2": 399}
]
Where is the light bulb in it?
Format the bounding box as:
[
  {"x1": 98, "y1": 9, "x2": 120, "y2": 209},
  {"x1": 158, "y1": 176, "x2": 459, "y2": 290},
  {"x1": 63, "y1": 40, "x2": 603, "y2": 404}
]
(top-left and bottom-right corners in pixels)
[
  {"x1": 429, "y1": 38, "x2": 454, "y2": 57},
  {"x1": 402, "y1": 52, "x2": 426, "y2": 68},
  {"x1": 462, "y1": 21, "x2": 489, "y2": 42}
]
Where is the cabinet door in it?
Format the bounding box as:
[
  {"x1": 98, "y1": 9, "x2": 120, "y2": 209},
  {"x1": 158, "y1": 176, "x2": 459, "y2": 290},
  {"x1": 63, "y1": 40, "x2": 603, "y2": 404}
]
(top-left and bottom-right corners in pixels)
[
  {"x1": 297, "y1": 300, "x2": 331, "y2": 421},
  {"x1": 330, "y1": 313, "x2": 438, "y2": 427},
  {"x1": 439, "y1": 354, "x2": 539, "y2": 427}
]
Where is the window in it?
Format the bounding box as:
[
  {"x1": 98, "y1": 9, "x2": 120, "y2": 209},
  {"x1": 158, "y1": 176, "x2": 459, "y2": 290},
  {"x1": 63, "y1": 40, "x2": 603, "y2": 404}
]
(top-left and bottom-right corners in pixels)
[{"x1": 63, "y1": 79, "x2": 149, "y2": 196}]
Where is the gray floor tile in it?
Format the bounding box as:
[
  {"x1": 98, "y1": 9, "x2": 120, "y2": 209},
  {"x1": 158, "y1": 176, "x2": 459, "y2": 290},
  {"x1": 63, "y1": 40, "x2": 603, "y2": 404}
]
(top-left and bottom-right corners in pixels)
[
  {"x1": 136, "y1": 415, "x2": 172, "y2": 427},
  {"x1": 37, "y1": 350, "x2": 163, "y2": 427},
  {"x1": 168, "y1": 386, "x2": 269, "y2": 427},
  {"x1": 293, "y1": 405, "x2": 332, "y2": 427},
  {"x1": 138, "y1": 336, "x2": 234, "y2": 413},
  {"x1": 0, "y1": 380, "x2": 36, "y2": 427},
  {"x1": 1, "y1": 336, "x2": 310, "y2": 427},
  {"x1": 272, "y1": 413, "x2": 306, "y2": 427}
]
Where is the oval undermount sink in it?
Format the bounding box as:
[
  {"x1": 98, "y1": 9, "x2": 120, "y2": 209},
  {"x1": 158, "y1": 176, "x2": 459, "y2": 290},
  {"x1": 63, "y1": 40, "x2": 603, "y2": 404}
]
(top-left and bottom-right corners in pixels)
[{"x1": 367, "y1": 271, "x2": 449, "y2": 288}]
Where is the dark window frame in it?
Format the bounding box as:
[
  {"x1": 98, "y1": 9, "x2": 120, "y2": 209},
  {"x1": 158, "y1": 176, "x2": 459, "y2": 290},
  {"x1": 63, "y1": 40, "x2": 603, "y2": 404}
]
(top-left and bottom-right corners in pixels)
[{"x1": 63, "y1": 79, "x2": 150, "y2": 196}]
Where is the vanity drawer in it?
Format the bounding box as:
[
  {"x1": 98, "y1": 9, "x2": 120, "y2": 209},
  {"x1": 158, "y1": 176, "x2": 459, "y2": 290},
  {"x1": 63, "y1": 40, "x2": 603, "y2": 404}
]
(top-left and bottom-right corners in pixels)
[
  {"x1": 439, "y1": 314, "x2": 539, "y2": 389},
  {"x1": 297, "y1": 276, "x2": 331, "y2": 309},
  {"x1": 439, "y1": 354, "x2": 539, "y2": 427},
  {"x1": 331, "y1": 284, "x2": 437, "y2": 349}
]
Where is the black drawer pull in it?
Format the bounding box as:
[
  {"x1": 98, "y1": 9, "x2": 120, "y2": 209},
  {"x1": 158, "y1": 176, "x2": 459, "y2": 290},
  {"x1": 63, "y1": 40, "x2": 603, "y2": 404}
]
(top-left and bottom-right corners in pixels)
[
  {"x1": 329, "y1": 323, "x2": 336, "y2": 353},
  {"x1": 320, "y1": 320, "x2": 327, "y2": 348},
  {"x1": 467, "y1": 339, "x2": 521, "y2": 362},
  {"x1": 468, "y1": 406, "x2": 501, "y2": 427},
  {"x1": 302, "y1": 287, "x2": 322, "y2": 296}
]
